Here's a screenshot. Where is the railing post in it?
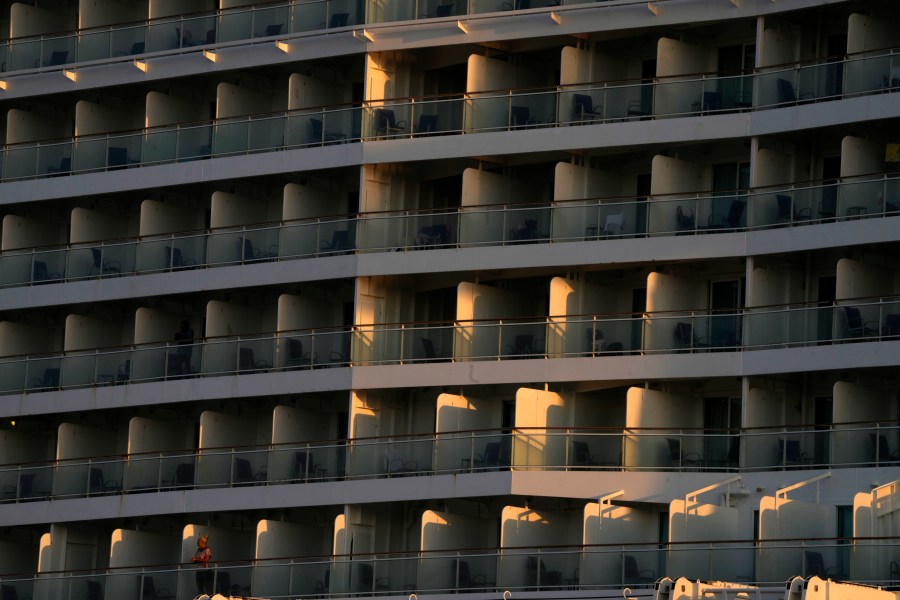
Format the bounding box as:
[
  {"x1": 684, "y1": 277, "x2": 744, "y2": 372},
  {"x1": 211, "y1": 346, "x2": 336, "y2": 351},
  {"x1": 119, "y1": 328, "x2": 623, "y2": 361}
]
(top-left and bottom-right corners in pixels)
[
  {"x1": 497, "y1": 319, "x2": 503, "y2": 360},
  {"x1": 399, "y1": 323, "x2": 405, "y2": 365}
]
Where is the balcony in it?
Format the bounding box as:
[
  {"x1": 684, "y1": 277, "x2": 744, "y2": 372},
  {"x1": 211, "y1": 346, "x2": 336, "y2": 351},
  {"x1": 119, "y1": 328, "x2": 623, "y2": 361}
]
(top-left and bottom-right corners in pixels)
[
  {"x1": 0, "y1": 0, "x2": 680, "y2": 77},
  {"x1": 1, "y1": 173, "x2": 897, "y2": 290},
  {"x1": 2, "y1": 421, "x2": 898, "y2": 504},
  {"x1": 0, "y1": 537, "x2": 888, "y2": 600},
  {"x1": 1, "y1": 48, "x2": 898, "y2": 183},
  {"x1": 1, "y1": 295, "x2": 899, "y2": 395}
]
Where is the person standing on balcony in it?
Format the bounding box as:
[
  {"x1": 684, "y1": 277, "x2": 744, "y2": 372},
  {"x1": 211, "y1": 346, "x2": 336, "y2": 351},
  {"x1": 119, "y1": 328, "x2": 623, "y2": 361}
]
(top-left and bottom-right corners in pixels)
[
  {"x1": 174, "y1": 320, "x2": 195, "y2": 375},
  {"x1": 192, "y1": 534, "x2": 213, "y2": 596}
]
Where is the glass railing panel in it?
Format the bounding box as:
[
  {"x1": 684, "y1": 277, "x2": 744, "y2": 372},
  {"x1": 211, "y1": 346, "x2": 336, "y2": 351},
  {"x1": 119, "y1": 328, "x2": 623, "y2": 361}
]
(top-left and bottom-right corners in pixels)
[
  {"x1": 285, "y1": 112, "x2": 322, "y2": 147},
  {"x1": 103, "y1": 241, "x2": 137, "y2": 277},
  {"x1": 499, "y1": 321, "x2": 546, "y2": 359},
  {"x1": 161, "y1": 454, "x2": 196, "y2": 490},
  {"x1": 136, "y1": 237, "x2": 175, "y2": 273},
  {"x1": 327, "y1": 105, "x2": 358, "y2": 141},
  {"x1": 213, "y1": 118, "x2": 249, "y2": 155},
  {"x1": 177, "y1": 123, "x2": 213, "y2": 161},
  {"x1": 276, "y1": 331, "x2": 315, "y2": 370},
  {"x1": 381, "y1": 437, "x2": 432, "y2": 476},
  {"x1": 87, "y1": 458, "x2": 125, "y2": 495},
  {"x1": 243, "y1": 227, "x2": 281, "y2": 262},
  {"x1": 506, "y1": 205, "x2": 550, "y2": 242},
  {"x1": 435, "y1": 432, "x2": 504, "y2": 474},
  {"x1": 509, "y1": 90, "x2": 559, "y2": 129},
  {"x1": 202, "y1": 337, "x2": 239, "y2": 376},
  {"x1": 54, "y1": 459, "x2": 91, "y2": 498},
  {"x1": 197, "y1": 449, "x2": 232, "y2": 487},
  {"x1": 838, "y1": 177, "x2": 884, "y2": 219},
  {"x1": 846, "y1": 51, "x2": 895, "y2": 96},
  {"x1": 26, "y1": 356, "x2": 62, "y2": 392},
  {"x1": 253, "y1": 4, "x2": 291, "y2": 38},
  {"x1": 458, "y1": 206, "x2": 506, "y2": 246},
  {"x1": 331, "y1": 0, "x2": 361, "y2": 28},
  {"x1": 36, "y1": 140, "x2": 75, "y2": 178},
  {"x1": 94, "y1": 348, "x2": 130, "y2": 386},
  {"x1": 72, "y1": 136, "x2": 111, "y2": 173},
  {"x1": 411, "y1": 211, "x2": 457, "y2": 250},
  {"x1": 218, "y1": 9, "x2": 254, "y2": 43},
  {"x1": 568, "y1": 431, "x2": 622, "y2": 469},
  {"x1": 77, "y1": 29, "x2": 112, "y2": 63},
  {"x1": 184, "y1": 15, "x2": 218, "y2": 48},
  {"x1": 0, "y1": 357, "x2": 27, "y2": 394},
  {"x1": 0, "y1": 253, "x2": 35, "y2": 286},
  {"x1": 207, "y1": 229, "x2": 244, "y2": 266},
  {"x1": 798, "y1": 61, "x2": 841, "y2": 101},
  {"x1": 59, "y1": 352, "x2": 97, "y2": 389},
  {"x1": 291, "y1": 1, "x2": 328, "y2": 33},
  {"x1": 232, "y1": 448, "x2": 269, "y2": 485},
  {"x1": 146, "y1": 19, "x2": 180, "y2": 53},
  {"x1": 128, "y1": 344, "x2": 164, "y2": 382},
  {"x1": 124, "y1": 452, "x2": 163, "y2": 492},
  {"x1": 466, "y1": 92, "x2": 513, "y2": 132},
  {"x1": 137, "y1": 570, "x2": 178, "y2": 600},
  {"x1": 8, "y1": 38, "x2": 43, "y2": 71},
  {"x1": 279, "y1": 218, "x2": 325, "y2": 259},
  {"x1": 110, "y1": 25, "x2": 147, "y2": 58},
  {"x1": 142, "y1": 127, "x2": 178, "y2": 165},
  {"x1": 418, "y1": 95, "x2": 464, "y2": 135},
  {"x1": 248, "y1": 114, "x2": 285, "y2": 152},
  {"x1": 2, "y1": 144, "x2": 38, "y2": 180},
  {"x1": 0, "y1": 43, "x2": 7, "y2": 74},
  {"x1": 0, "y1": 465, "x2": 53, "y2": 502},
  {"x1": 311, "y1": 328, "x2": 351, "y2": 368},
  {"x1": 411, "y1": 325, "x2": 454, "y2": 363},
  {"x1": 236, "y1": 336, "x2": 275, "y2": 374},
  {"x1": 104, "y1": 133, "x2": 142, "y2": 170}
]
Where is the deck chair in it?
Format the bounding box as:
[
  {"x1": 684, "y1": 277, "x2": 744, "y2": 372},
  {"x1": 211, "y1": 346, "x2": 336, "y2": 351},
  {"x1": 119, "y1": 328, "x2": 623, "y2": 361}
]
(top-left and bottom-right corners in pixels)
[
  {"x1": 667, "y1": 437, "x2": 701, "y2": 467},
  {"x1": 526, "y1": 556, "x2": 562, "y2": 589},
  {"x1": 623, "y1": 555, "x2": 655, "y2": 584},
  {"x1": 573, "y1": 93, "x2": 602, "y2": 122},
  {"x1": 375, "y1": 109, "x2": 407, "y2": 136},
  {"x1": 882, "y1": 314, "x2": 900, "y2": 337},
  {"x1": 776, "y1": 194, "x2": 811, "y2": 223},
  {"x1": 707, "y1": 199, "x2": 745, "y2": 230},
  {"x1": 286, "y1": 338, "x2": 312, "y2": 368},
  {"x1": 571, "y1": 441, "x2": 599, "y2": 467},
  {"x1": 676, "y1": 206, "x2": 695, "y2": 232},
  {"x1": 86, "y1": 580, "x2": 103, "y2": 600},
  {"x1": 702, "y1": 91, "x2": 722, "y2": 112},
  {"x1": 843, "y1": 306, "x2": 878, "y2": 338},
  {"x1": 358, "y1": 563, "x2": 390, "y2": 592},
  {"x1": 435, "y1": 3, "x2": 454, "y2": 16},
  {"x1": 415, "y1": 113, "x2": 439, "y2": 134},
  {"x1": 452, "y1": 559, "x2": 487, "y2": 589},
  {"x1": 601, "y1": 213, "x2": 625, "y2": 236},
  {"x1": 329, "y1": 13, "x2": 350, "y2": 27},
  {"x1": 309, "y1": 118, "x2": 346, "y2": 143},
  {"x1": 779, "y1": 439, "x2": 808, "y2": 466},
  {"x1": 89, "y1": 467, "x2": 120, "y2": 494},
  {"x1": 30, "y1": 367, "x2": 60, "y2": 391},
  {"x1": 421, "y1": 337, "x2": 447, "y2": 361},
  {"x1": 32, "y1": 260, "x2": 62, "y2": 283},
  {"x1": 238, "y1": 347, "x2": 271, "y2": 372},
  {"x1": 870, "y1": 434, "x2": 900, "y2": 463},
  {"x1": 320, "y1": 229, "x2": 350, "y2": 253},
  {"x1": 91, "y1": 248, "x2": 121, "y2": 276},
  {"x1": 804, "y1": 551, "x2": 837, "y2": 578},
  {"x1": 777, "y1": 78, "x2": 813, "y2": 104},
  {"x1": 674, "y1": 322, "x2": 707, "y2": 350},
  {"x1": 265, "y1": 23, "x2": 283, "y2": 36},
  {"x1": 139, "y1": 575, "x2": 175, "y2": 600},
  {"x1": 510, "y1": 105, "x2": 533, "y2": 127},
  {"x1": 173, "y1": 462, "x2": 195, "y2": 487}
]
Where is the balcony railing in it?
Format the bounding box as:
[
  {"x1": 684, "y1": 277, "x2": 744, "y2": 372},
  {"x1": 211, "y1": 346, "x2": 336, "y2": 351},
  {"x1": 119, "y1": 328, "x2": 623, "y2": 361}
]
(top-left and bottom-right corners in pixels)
[
  {"x1": 1, "y1": 173, "x2": 897, "y2": 289},
  {"x1": 1, "y1": 295, "x2": 899, "y2": 395},
  {"x1": 1, "y1": 49, "x2": 898, "y2": 183},
  {"x1": 0, "y1": 537, "x2": 893, "y2": 599},
  {"x1": 0, "y1": 0, "x2": 669, "y2": 76},
  {"x1": 2, "y1": 421, "x2": 898, "y2": 503}
]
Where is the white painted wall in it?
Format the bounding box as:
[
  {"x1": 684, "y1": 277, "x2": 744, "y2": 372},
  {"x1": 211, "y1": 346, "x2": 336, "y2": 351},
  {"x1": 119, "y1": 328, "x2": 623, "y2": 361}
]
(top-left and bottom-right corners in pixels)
[
  {"x1": 514, "y1": 388, "x2": 567, "y2": 468},
  {"x1": 833, "y1": 382, "x2": 896, "y2": 467},
  {"x1": 9, "y1": 3, "x2": 74, "y2": 38},
  {"x1": 269, "y1": 404, "x2": 334, "y2": 482},
  {"x1": 420, "y1": 510, "x2": 496, "y2": 590},
  {"x1": 434, "y1": 392, "x2": 501, "y2": 471},
  {"x1": 655, "y1": 38, "x2": 714, "y2": 116},
  {"x1": 197, "y1": 410, "x2": 270, "y2": 486},
  {"x1": 455, "y1": 282, "x2": 537, "y2": 360},
  {"x1": 644, "y1": 271, "x2": 707, "y2": 351},
  {"x1": 647, "y1": 155, "x2": 709, "y2": 235},
  {"x1": 6, "y1": 109, "x2": 70, "y2": 144},
  {"x1": 125, "y1": 416, "x2": 193, "y2": 490},
  {"x1": 70, "y1": 207, "x2": 131, "y2": 244},
  {"x1": 582, "y1": 502, "x2": 656, "y2": 586},
  {"x1": 1, "y1": 215, "x2": 65, "y2": 251},
  {"x1": 254, "y1": 520, "x2": 326, "y2": 598},
  {"x1": 669, "y1": 498, "x2": 746, "y2": 580},
  {"x1": 758, "y1": 496, "x2": 836, "y2": 581},
  {"x1": 498, "y1": 505, "x2": 581, "y2": 589},
  {"x1": 63, "y1": 313, "x2": 131, "y2": 352},
  {"x1": 624, "y1": 387, "x2": 701, "y2": 468}
]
